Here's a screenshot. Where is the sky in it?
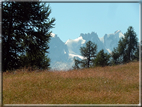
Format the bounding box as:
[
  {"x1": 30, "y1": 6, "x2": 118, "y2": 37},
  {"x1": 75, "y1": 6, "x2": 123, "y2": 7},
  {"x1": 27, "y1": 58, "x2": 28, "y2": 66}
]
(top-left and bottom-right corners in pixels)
[
  {"x1": 44, "y1": 2, "x2": 140, "y2": 43},
  {"x1": 0, "y1": 0, "x2": 140, "y2": 43}
]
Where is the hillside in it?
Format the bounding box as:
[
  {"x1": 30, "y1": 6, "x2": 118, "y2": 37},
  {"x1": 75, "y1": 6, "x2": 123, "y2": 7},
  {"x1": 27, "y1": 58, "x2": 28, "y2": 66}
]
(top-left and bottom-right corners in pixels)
[{"x1": 3, "y1": 61, "x2": 139, "y2": 104}]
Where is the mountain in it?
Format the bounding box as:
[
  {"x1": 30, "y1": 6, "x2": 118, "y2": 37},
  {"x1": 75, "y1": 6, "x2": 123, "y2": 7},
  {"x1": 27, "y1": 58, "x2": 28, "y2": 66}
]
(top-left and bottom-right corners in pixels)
[
  {"x1": 99, "y1": 30, "x2": 124, "y2": 53},
  {"x1": 48, "y1": 31, "x2": 124, "y2": 70},
  {"x1": 65, "y1": 32, "x2": 108, "y2": 55},
  {"x1": 48, "y1": 33, "x2": 72, "y2": 70}
]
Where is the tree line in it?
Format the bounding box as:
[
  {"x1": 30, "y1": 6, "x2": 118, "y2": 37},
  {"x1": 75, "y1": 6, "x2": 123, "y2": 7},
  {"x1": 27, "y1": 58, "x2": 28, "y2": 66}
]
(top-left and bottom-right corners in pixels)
[
  {"x1": 73, "y1": 26, "x2": 141, "y2": 69},
  {"x1": 2, "y1": 1, "x2": 141, "y2": 72},
  {"x1": 2, "y1": 1, "x2": 55, "y2": 72}
]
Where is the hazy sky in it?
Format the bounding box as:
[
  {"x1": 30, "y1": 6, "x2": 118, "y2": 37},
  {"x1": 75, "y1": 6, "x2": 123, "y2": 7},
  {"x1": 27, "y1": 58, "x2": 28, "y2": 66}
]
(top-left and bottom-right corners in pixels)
[
  {"x1": 1, "y1": 0, "x2": 140, "y2": 42},
  {"x1": 46, "y1": 2, "x2": 140, "y2": 42}
]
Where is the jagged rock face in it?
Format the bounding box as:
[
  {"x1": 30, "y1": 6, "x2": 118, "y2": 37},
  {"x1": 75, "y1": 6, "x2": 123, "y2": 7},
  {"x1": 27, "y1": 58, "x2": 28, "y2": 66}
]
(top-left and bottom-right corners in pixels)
[
  {"x1": 48, "y1": 31, "x2": 124, "y2": 70},
  {"x1": 48, "y1": 33, "x2": 71, "y2": 70},
  {"x1": 100, "y1": 30, "x2": 124, "y2": 53},
  {"x1": 66, "y1": 32, "x2": 108, "y2": 55},
  {"x1": 48, "y1": 34, "x2": 69, "y2": 62}
]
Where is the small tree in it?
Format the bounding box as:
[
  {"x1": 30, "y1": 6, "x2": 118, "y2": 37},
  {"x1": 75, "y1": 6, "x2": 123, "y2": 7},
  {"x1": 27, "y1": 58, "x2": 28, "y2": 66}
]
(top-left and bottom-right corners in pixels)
[
  {"x1": 111, "y1": 48, "x2": 120, "y2": 65},
  {"x1": 94, "y1": 49, "x2": 110, "y2": 67},
  {"x1": 72, "y1": 58, "x2": 81, "y2": 69},
  {"x1": 73, "y1": 41, "x2": 97, "y2": 69}
]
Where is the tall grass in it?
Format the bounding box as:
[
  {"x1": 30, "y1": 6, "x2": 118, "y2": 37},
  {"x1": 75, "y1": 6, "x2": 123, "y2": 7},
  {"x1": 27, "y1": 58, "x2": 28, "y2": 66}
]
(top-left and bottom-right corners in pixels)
[{"x1": 3, "y1": 61, "x2": 139, "y2": 104}]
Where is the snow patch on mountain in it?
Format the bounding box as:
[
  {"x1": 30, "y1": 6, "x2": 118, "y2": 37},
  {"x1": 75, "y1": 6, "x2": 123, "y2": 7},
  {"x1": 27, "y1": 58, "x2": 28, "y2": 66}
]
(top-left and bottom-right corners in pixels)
[
  {"x1": 115, "y1": 30, "x2": 121, "y2": 34},
  {"x1": 48, "y1": 33, "x2": 72, "y2": 70},
  {"x1": 74, "y1": 36, "x2": 86, "y2": 44},
  {"x1": 50, "y1": 33, "x2": 56, "y2": 37},
  {"x1": 48, "y1": 31, "x2": 124, "y2": 71},
  {"x1": 106, "y1": 48, "x2": 111, "y2": 53},
  {"x1": 99, "y1": 30, "x2": 124, "y2": 53},
  {"x1": 99, "y1": 37, "x2": 104, "y2": 44},
  {"x1": 65, "y1": 36, "x2": 86, "y2": 55},
  {"x1": 65, "y1": 36, "x2": 86, "y2": 45},
  {"x1": 66, "y1": 32, "x2": 108, "y2": 55},
  {"x1": 50, "y1": 61, "x2": 74, "y2": 71},
  {"x1": 69, "y1": 53, "x2": 85, "y2": 60}
]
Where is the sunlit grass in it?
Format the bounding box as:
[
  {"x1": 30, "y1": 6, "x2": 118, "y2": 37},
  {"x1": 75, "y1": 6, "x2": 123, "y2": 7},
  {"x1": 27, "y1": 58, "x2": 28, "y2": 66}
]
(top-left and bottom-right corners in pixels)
[{"x1": 3, "y1": 61, "x2": 139, "y2": 104}]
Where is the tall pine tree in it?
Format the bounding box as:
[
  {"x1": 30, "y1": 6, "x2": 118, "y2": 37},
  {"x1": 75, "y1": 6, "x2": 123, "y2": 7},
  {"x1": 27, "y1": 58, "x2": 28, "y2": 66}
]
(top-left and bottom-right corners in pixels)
[
  {"x1": 111, "y1": 26, "x2": 138, "y2": 64},
  {"x1": 124, "y1": 26, "x2": 138, "y2": 62},
  {"x1": 2, "y1": 2, "x2": 55, "y2": 71}
]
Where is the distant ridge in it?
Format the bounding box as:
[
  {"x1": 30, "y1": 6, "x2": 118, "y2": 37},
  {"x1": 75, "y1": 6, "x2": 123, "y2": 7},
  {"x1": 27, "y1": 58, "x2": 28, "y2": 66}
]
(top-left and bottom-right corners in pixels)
[{"x1": 48, "y1": 30, "x2": 124, "y2": 70}]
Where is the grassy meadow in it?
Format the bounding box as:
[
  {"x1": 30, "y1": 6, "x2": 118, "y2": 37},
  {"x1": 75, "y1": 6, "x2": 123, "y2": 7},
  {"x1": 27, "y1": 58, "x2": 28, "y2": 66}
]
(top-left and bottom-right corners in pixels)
[{"x1": 3, "y1": 61, "x2": 139, "y2": 104}]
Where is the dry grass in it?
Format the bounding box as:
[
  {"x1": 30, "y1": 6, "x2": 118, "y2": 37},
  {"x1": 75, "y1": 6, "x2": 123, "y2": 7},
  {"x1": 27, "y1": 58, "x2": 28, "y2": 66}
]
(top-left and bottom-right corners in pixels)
[{"x1": 3, "y1": 61, "x2": 139, "y2": 104}]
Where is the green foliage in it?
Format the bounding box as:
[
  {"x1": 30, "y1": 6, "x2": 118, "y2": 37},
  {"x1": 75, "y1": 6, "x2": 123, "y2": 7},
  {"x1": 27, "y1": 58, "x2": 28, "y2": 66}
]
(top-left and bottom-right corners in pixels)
[
  {"x1": 94, "y1": 49, "x2": 110, "y2": 67},
  {"x1": 80, "y1": 41, "x2": 97, "y2": 68},
  {"x1": 2, "y1": 2, "x2": 55, "y2": 71},
  {"x1": 123, "y1": 26, "x2": 138, "y2": 62},
  {"x1": 73, "y1": 41, "x2": 97, "y2": 69},
  {"x1": 134, "y1": 40, "x2": 142, "y2": 61},
  {"x1": 111, "y1": 48, "x2": 121, "y2": 65},
  {"x1": 111, "y1": 26, "x2": 138, "y2": 64},
  {"x1": 72, "y1": 58, "x2": 81, "y2": 69},
  {"x1": 133, "y1": 42, "x2": 139, "y2": 61}
]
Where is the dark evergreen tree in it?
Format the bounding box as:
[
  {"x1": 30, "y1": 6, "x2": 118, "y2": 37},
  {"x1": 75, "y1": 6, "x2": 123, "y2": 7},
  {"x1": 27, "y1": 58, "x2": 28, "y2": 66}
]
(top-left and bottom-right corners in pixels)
[
  {"x1": 2, "y1": 2, "x2": 26, "y2": 71},
  {"x1": 94, "y1": 49, "x2": 110, "y2": 67},
  {"x1": 72, "y1": 58, "x2": 81, "y2": 69},
  {"x1": 134, "y1": 40, "x2": 142, "y2": 61},
  {"x1": 113, "y1": 37, "x2": 127, "y2": 64},
  {"x1": 73, "y1": 41, "x2": 97, "y2": 69},
  {"x1": 111, "y1": 26, "x2": 138, "y2": 64},
  {"x1": 124, "y1": 26, "x2": 138, "y2": 62},
  {"x1": 133, "y1": 42, "x2": 139, "y2": 61},
  {"x1": 80, "y1": 41, "x2": 97, "y2": 68},
  {"x1": 111, "y1": 47, "x2": 120, "y2": 65},
  {"x1": 2, "y1": 2, "x2": 55, "y2": 71}
]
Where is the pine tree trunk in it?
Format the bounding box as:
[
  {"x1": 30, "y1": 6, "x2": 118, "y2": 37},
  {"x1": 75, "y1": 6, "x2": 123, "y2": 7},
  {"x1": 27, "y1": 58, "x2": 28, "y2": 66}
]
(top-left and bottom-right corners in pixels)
[{"x1": 4, "y1": 4, "x2": 13, "y2": 72}]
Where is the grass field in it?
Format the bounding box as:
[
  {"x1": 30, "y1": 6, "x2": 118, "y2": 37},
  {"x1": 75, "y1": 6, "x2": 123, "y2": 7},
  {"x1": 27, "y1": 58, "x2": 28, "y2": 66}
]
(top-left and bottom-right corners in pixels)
[{"x1": 3, "y1": 61, "x2": 139, "y2": 104}]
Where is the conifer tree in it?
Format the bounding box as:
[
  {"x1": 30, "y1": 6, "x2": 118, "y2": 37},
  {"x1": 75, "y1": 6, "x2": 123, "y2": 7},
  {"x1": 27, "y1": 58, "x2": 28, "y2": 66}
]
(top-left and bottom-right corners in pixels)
[
  {"x1": 72, "y1": 58, "x2": 81, "y2": 69},
  {"x1": 134, "y1": 40, "x2": 142, "y2": 61},
  {"x1": 111, "y1": 26, "x2": 138, "y2": 64},
  {"x1": 111, "y1": 48, "x2": 120, "y2": 65},
  {"x1": 73, "y1": 41, "x2": 97, "y2": 69},
  {"x1": 2, "y1": 2, "x2": 55, "y2": 71},
  {"x1": 117, "y1": 38, "x2": 127, "y2": 63},
  {"x1": 94, "y1": 49, "x2": 110, "y2": 67},
  {"x1": 134, "y1": 44, "x2": 139, "y2": 61},
  {"x1": 80, "y1": 41, "x2": 97, "y2": 68},
  {"x1": 124, "y1": 26, "x2": 138, "y2": 62}
]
